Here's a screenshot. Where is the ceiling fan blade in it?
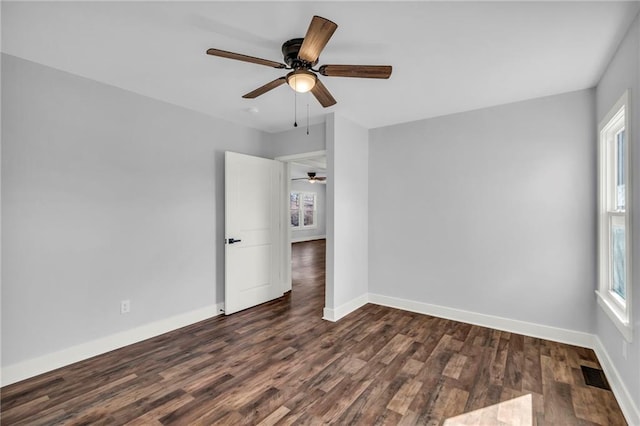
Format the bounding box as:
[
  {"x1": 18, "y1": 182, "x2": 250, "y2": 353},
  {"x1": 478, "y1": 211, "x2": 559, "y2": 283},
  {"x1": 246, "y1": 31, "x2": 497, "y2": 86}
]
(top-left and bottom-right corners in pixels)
[
  {"x1": 242, "y1": 77, "x2": 287, "y2": 99},
  {"x1": 292, "y1": 177, "x2": 327, "y2": 183},
  {"x1": 310, "y1": 79, "x2": 337, "y2": 108},
  {"x1": 298, "y1": 16, "x2": 338, "y2": 63},
  {"x1": 206, "y1": 48, "x2": 286, "y2": 69},
  {"x1": 319, "y1": 65, "x2": 392, "y2": 79}
]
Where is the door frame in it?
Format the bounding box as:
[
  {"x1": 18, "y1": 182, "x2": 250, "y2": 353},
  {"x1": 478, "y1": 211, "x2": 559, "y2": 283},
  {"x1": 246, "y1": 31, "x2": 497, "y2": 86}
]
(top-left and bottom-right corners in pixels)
[{"x1": 275, "y1": 150, "x2": 327, "y2": 293}]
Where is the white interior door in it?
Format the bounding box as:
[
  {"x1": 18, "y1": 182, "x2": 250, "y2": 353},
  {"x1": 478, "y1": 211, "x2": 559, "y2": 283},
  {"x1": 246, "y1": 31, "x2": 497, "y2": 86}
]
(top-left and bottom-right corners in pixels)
[{"x1": 225, "y1": 151, "x2": 283, "y2": 315}]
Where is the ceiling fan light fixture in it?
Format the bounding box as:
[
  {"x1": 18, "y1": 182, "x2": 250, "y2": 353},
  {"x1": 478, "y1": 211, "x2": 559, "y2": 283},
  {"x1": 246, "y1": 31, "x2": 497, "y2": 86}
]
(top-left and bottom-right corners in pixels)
[{"x1": 286, "y1": 70, "x2": 317, "y2": 93}]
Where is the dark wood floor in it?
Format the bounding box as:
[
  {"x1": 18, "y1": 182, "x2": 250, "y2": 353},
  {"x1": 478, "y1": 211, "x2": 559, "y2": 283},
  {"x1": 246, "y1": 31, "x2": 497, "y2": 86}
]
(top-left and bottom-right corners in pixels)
[{"x1": 1, "y1": 239, "x2": 626, "y2": 425}]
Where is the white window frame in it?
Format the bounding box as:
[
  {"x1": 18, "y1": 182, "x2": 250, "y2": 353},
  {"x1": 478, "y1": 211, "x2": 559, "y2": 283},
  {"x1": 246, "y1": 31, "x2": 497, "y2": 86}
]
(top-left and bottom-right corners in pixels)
[
  {"x1": 597, "y1": 90, "x2": 633, "y2": 342},
  {"x1": 290, "y1": 191, "x2": 317, "y2": 230}
]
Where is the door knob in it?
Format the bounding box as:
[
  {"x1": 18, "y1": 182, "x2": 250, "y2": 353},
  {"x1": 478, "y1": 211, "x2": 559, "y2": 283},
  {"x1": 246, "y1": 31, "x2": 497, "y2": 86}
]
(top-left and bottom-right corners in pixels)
[{"x1": 227, "y1": 238, "x2": 242, "y2": 244}]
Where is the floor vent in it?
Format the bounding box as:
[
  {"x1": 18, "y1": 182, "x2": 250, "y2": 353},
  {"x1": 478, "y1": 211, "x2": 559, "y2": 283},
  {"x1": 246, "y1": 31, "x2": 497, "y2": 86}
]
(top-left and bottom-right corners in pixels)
[{"x1": 581, "y1": 365, "x2": 611, "y2": 391}]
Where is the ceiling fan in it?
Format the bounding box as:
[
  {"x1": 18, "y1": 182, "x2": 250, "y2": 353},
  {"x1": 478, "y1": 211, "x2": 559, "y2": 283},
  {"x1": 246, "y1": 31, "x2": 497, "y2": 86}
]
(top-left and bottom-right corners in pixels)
[
  {"x1": 206, "y1": 15, "x2": 392, "y2": 107},
  {"x1": 293, "y1": 172, "x2": 327, "y2": 184}
]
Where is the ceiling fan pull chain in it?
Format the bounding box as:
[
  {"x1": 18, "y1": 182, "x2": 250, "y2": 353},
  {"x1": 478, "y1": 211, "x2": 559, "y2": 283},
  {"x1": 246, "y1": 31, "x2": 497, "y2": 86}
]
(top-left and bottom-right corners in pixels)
[
  {"x1": 306, "y1": 101, "x2": 310, "y2": 135},
  {"x1": 293, "y1": 91, "x2": 298, "y2": 127}
]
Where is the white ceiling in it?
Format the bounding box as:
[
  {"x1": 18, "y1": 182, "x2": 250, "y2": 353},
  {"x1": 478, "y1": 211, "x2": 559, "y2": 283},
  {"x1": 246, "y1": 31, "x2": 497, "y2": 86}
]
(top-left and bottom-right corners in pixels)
[{"x1": 2, "y1": 1, "x2": 639, "y2": 133}]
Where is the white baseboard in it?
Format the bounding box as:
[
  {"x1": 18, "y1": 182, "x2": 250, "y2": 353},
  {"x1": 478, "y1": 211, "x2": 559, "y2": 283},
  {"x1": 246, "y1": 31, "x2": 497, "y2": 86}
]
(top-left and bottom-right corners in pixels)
[
  {"x1": 1, "y1": 303, "x2": 223, "y2": 387},
  {"x1": 592, "y1": 336, "x2": 640, "y2": 425},
  {"x1": 323, "y1": 293, "x2": 368, "y2": 322},
  {"x1": 368, "y1": 293, "x2": 595, "y2": 348},
  {"x1": 292, "y1": 235, "x2": 326, "y2": 243}
]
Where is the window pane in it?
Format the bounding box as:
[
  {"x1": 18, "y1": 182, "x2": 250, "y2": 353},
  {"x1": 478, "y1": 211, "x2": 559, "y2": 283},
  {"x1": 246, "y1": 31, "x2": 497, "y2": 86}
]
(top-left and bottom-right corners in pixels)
[
  {"x1": 291, "y1": 210, "x2": 299, "y2": 227},
  {"x1": 301, "y1": 193, "x2": 315, "y2": 226},
  {"x1": 290, "y1": 193, "x2": 299, "y2": 210},
  {"x1": 303, "y1": 194, "x2": 314, "y2": 208},
  {"x1": 303, "y1": 209, "x2": 314, "y2": 226},
  {"x1": 616, "y1": 129, "x2": 625, "y2": 210},
  {"x1": 610, "y1": 215, "x2": 626, "y2": 300}
]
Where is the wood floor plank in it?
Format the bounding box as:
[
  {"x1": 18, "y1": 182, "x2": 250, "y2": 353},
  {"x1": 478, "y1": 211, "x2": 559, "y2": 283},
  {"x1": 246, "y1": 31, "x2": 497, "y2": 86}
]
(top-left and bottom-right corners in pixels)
[
  {"x1": 491, "y1": 332, "x2": 510, "y2": 386},
  {"x1": 443, "y1": 353, "x2": 468, "y2": 380},
  {"x1": 0, "y1": 240, "x2": 628, "y2": 426},
  {"x1": 504, "y1": 333, "x2": 524, "y2": 391},
  {"x1": 0, "y1": 395, "x2": 50, "y2": 425},
  {"x1": 387, "y1": 379, "x2": 423, "y2": 415},
  {"x1": 256, "y1": 405, "x2": 290, "y2": 426},
  {"x1": 523, "y1": 336, "x2": 543, "y2": 394},
  {"x1": 335, "y1": 378, "x2": 391, "y2": 424},
  {"x1": 543, "y1": 380, "x2": 579, "y2": 424}
]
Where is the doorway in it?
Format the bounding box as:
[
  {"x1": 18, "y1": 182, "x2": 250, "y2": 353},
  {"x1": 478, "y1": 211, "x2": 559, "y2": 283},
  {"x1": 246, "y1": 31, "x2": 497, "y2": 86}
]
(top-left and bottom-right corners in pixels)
[{"x1": 275, "y1": 151, "x2": 327, "y2": 299}]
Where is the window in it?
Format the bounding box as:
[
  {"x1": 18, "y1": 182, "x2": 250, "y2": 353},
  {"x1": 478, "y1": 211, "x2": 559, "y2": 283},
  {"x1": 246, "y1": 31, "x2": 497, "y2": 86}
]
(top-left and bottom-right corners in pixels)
[
  {"x1": 597, "y1": 90, "x2": 632, "y2": 342},
  {"x1": 290, "y1": 192, "x2": 316, "y2": 229}
]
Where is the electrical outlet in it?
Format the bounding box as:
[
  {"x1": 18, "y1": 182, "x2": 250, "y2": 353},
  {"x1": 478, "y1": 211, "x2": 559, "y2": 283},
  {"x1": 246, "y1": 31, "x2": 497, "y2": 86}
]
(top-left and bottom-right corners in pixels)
[
  {"x1": 120, "y1": 299, "x2": 131, "y2": 314},
  {"x1": 622, "y1": 340, "x2": 628, "y2": 359}
]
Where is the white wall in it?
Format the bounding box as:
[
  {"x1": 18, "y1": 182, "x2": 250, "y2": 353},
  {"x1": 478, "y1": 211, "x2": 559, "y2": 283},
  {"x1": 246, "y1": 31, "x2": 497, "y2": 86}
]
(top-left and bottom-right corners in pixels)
[
  {"x1": 1, "y1": 55, "x2": 268, "y2": 370},
  {"x1": 369, "y1": 89, "x2": 596, "y2": 333},
  {"x1": 325, "y1": 114, "x2": 369, "y2": 318},
  {"x1": 265, "y1": 123, "x2": 325, "y2": 159},
  {"x1": 290, "y1": 180, "x2": 326, "y2": 242},
  {"x1": 595, "y1": 12, "x2": 640, "y2": 419}
]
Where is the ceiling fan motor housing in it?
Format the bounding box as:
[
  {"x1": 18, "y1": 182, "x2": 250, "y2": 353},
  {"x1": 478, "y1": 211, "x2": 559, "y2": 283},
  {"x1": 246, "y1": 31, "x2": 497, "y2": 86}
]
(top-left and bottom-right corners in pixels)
[{"x1": 282, "y1": 38, "x2": 318, "y2": 69}]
